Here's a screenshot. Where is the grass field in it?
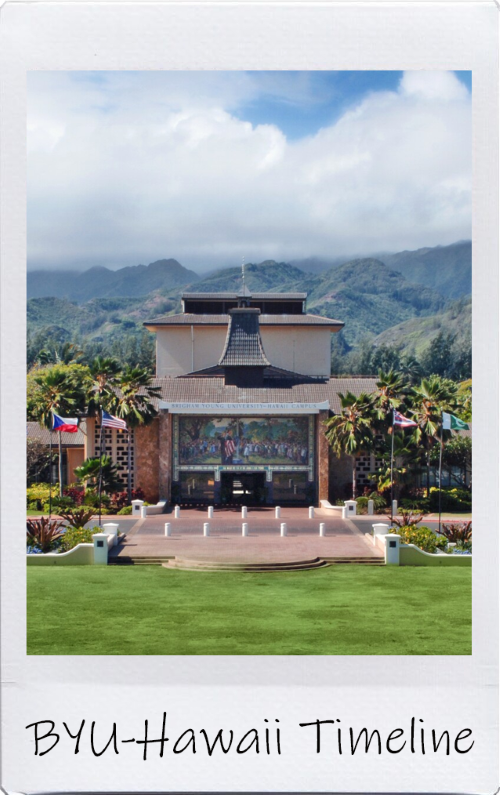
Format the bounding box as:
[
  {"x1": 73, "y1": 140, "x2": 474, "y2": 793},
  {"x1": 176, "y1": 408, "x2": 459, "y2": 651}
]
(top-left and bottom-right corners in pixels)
[{"x1": 27, "y1": 566, "x2": 471, "y2": 656}]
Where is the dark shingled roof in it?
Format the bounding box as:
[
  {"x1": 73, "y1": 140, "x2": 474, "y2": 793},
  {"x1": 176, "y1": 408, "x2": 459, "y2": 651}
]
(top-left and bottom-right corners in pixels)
[
  {"x1": 144, "y1": 313, "x2": 343, "y2": 328},
  {"x1": 27, "y1": 420, "x2": 86, "y2": 446},
  {"x1": 182, "y1": 291, "x2": 306, "y2": 300},
  {"x1": 218, "y1": 308, "x2": 270, "y2": 367},
  {"x1": 148, "y1": 377, "x2": 379, "y2": 414}
]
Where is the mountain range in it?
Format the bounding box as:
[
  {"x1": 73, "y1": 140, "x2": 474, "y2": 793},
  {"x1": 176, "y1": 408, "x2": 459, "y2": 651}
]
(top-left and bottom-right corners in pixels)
[{"x1": 27, "y1": 241, "x2": 472, "y2": 360}]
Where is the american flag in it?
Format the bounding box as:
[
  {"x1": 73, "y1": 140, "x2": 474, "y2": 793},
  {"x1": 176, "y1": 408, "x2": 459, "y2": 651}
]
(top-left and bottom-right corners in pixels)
[
  {"x1": 101, "y1": 409, "x2": 128, "y2": 431},
  {"x1": 393, "y1": 410, "x2": 417, "y2": 428},
  {"x1": 225, "y1": 438, "x2": 236, "y2": 456}
]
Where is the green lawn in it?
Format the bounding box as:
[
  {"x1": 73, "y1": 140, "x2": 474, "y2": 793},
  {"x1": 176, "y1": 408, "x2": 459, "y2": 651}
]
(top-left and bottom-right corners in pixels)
[{"x1": 27, "y1": 566, "x2": 471, "y2": 656}]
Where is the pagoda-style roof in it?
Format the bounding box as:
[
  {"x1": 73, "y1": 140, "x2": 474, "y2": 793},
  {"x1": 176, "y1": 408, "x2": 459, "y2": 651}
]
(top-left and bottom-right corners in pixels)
[{"x1": 218, "y1": 308, "x2": 270, "y2": 368}]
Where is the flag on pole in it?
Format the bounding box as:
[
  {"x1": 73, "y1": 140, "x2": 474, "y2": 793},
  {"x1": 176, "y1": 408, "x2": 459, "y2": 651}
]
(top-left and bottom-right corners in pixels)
[
  {"x1": 101, "y1": 409, "x2": 128, "y2": 431},
  {"x1": 442, "y1": 412, "x2": 469, "y2": 431},
  {"x1": 393, "y1": 410, "x2": 418, "y2": 428},
  {"x1": 52, "y1": 413, "x2": 79, "y2": 433}
]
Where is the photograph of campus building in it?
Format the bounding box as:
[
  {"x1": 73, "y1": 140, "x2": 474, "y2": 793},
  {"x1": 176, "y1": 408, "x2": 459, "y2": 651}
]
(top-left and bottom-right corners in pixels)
[{"x1": 76, "y1": 285, "x2": 381, "y2": 506}]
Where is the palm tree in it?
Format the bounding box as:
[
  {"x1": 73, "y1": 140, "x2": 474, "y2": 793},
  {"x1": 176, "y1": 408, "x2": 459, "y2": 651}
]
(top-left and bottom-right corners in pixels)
[
  {"x1": 87, "y1": 357, "x2": 121, "y2": 417},
  {"x1": 29, "y1": 367, "x2": 83, "y2": 497},
  {"x1": 409, "y1": 375, "x2": 459, "y2": 496},
  {"x1": 324, "y1": 391, "x2": 375, "y2": 499},
  {"x1": 113, "y1": 366, "x2": 161, "y2": 500}
]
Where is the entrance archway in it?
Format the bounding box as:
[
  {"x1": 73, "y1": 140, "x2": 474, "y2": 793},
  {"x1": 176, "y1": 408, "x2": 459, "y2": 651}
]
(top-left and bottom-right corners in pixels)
[{"x1": 220, "y1": 472, "x2": 266, "y2": 505}]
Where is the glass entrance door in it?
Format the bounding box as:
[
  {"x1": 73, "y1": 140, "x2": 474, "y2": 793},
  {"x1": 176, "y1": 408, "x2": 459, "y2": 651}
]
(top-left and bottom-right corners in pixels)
[{"x1": 220, "y1": 472, "x2": 266, "y2": 505}]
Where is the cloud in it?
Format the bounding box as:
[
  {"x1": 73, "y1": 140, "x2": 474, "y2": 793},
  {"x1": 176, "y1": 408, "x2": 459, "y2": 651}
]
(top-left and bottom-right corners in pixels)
[{"x1": 27, "y1": 71, "x2": 471, "y2": 271}]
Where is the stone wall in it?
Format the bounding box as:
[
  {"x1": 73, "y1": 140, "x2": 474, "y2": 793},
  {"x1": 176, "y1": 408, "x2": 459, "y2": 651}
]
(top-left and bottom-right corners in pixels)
[
  {"x1": 316, "y1": 410, "x2": 330, "y2": 503},
  {"x1": 328, "y1": 449, "x2": 355, "y2": 501},
  {"x1": 158, "y1": 412, "x2": 173, "y2": 501},
  {"x1": 134, "y1": 419, "x2": 160, "y2": 503}
]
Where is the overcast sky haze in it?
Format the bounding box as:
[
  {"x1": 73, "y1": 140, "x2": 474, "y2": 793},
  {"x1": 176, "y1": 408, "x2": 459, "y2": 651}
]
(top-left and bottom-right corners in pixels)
[{"x1": 27, "y1": 70, "x2": 472, "y2": 273}]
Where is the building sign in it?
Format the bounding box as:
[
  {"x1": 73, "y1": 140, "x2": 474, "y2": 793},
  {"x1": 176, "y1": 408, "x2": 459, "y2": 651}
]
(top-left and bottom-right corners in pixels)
[
  {"x1": 160, "y1": 401, "x2": 328, "y2": 415},
  {"x1": 173, "y1": 415, "x2": 315, "y2": 481}
]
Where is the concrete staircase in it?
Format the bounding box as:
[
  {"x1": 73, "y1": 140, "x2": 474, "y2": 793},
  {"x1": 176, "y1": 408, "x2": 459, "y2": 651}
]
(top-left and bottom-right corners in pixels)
[{"x1": 109, "y1": 555, "x2": 384, "y2": 570}]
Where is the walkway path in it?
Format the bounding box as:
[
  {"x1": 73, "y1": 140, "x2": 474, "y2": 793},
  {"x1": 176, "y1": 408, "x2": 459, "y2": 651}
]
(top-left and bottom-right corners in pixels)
[{"x1": 108, "y1": 507, "x2": 383, "y2": 564}]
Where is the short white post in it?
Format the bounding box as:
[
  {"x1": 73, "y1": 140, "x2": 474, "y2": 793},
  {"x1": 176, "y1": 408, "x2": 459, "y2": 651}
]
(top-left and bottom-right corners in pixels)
[
  {"x1": 140, "y1": 505, "x2": 148, "y2": 518},
  {"x1": 131, "y1": 499, "x2": 144, "y2": 516},
  {"x1": 93, "y1": 533, "x2": 109, "y2": 565},
  {"x1": 203, "y1": 522, "x2": 210, "y2": 537},
  {"x1": 319, "y1": 523, "x2": 326, "y2": 537},
  {"x1": 241, "y1": 506, "x2": 248, "y2": 518},
  {"x1": 174, "y1": 505, "x2": 181, "y2": 519},
  {"x1": 280, "y1": 522, "x2": 287, "y2": 537},
  {"x1": 308, "y1": 506, "x2": 314, "y2": 519},
  {"x1": 207, "y1": 506, "x2": 214, "y2": 519},
  {"x1": 242, "y1": 523, "x2": 249, "y2": 537},
  {"x1": 373, "y1": 522, "x2": 390, "y2": 536},
  {"x1": 103, "y1": 522, "x2": 119, "y2": 547},
  {"x1": 385, "y1": 533, "x2": 401, "y2": 565},
  {"x1": 392, "y1": 500, "x2": 398, "y2": 517},
  {"x1": 367, "y1": 499, "x2": 374, "y2": 515},
  {"x1": 343, "y1": 500, "x2": 357, "y2": 518},
  {"x1": 164, "y1": 522, "x2": 171, "y2": 537},
  {"x1": 275, "y1": 506, "x2": 281, "y2": 519}
]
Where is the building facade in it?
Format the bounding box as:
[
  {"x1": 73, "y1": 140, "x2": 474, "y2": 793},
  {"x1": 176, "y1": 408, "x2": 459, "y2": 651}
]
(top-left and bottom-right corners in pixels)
[{"x1": 118, "y1": 286, "x2": 377, "y2": 506}]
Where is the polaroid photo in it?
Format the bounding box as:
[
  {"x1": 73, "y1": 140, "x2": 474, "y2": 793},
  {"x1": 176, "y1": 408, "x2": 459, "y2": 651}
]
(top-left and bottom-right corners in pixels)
[{"x1": 1, "y1": 2, "x2": 498, "y2": 793}]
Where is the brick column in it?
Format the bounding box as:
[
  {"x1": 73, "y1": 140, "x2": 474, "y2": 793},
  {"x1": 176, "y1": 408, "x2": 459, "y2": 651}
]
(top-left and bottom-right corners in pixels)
[
  {"x1": 317, "y1": 410, "x2": 330, "y2": 504},
  {"x1": 158, "y1": 411, "x2": 173, "y2": 501},
  {"x1": 134, "y1": 418, "x2": 160, "y2": 503}
]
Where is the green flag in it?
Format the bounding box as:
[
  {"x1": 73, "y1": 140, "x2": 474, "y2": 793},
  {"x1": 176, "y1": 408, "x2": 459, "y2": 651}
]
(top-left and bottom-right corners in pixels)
[{"x1": 442, "y1": 412, "x2": 469, "y2": 431}]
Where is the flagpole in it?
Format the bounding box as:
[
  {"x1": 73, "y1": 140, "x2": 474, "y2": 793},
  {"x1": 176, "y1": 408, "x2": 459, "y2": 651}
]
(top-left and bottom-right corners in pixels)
[
  {"x1": 438, "y1": 410, "x2": 444, "y2": 535},
  {"x1": 98, "y1": 413, "x2": 104, "y2": 528},
  {"x1": 390, "y1": 409, "x2": 395, "y2": 524},
  {"x1": 49, "y1": 425, "x2": 53, "y2": 518}
]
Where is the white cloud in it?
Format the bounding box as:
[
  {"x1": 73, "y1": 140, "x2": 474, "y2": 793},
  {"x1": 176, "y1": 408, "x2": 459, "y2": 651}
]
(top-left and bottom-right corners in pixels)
[{"x1": 27, "y1": 71, "x2": 471, "y2": 271}]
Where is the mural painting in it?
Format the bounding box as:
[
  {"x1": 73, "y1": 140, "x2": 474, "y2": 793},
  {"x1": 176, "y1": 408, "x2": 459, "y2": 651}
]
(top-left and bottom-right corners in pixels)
[{"x1": 178, "y1": 416, "x2": 309, "y2": 466}]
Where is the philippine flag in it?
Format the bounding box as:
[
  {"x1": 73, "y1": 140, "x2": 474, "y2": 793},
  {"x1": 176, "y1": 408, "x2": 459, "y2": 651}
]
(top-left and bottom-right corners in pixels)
[
  {"x1": 52, "y1": 413, "x2": 79, "y2": 433},
  {"x1": 393, "y1": 410, "x2": 418, "y2": 428}
]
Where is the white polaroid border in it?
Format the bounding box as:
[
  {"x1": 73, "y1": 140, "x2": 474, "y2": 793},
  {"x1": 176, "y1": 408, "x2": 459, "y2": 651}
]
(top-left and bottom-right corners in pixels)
[{"x1": 1, "y1": 2, "x2": 498, "y2": 793}]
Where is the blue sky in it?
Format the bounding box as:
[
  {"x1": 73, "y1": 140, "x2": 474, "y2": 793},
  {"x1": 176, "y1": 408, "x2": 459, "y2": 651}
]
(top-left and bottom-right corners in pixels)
[
  {"x1": 28, "y1": 70, "x2": 472, "y2": 272},
  {"x1": 234, "y1": 71, "x2": 471, "y2": 140}
]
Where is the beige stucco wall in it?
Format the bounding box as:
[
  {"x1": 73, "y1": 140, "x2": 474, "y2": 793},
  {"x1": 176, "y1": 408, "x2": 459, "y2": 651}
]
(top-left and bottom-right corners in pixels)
[
  {"x1": 399, "y1": 545, "x2": 472, "y2": 567},
  {"x1": 155, "y1": 324, "x2": 332, "y2": 377},
  {"x1": 27, "y1": 543, "x2": 94, "y2": 565}
]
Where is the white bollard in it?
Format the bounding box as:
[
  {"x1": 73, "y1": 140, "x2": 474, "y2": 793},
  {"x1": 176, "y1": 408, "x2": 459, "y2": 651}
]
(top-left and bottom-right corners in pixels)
[
  {"x1": 140, "y1": 505, "x2": 148, "y2": 518},
  {"x1": 241, "y1": 506, "x2": 248, "y2": 518},
  {"x1": 280, "y1": 522, "x2": 287, "y2": 537},
  {"x1": 373, "y1": 522, "x2": 390, "y2": 536},
  {"x1": 207, "y1": 506, "x2": 214, "y2": 519},
  {"x1": 343, "y1": 500, "x2": 357, "y2": 517},
  {"x1": 367, "y1": 499, "x2": 374, "y2": 515},
  {"x1": 242, "y1": 523, "x2": 249, "y2": 537},
  {"x1": 275, "y1": 506, "x2": 281, "y2": 519},
  {"x1": 131, "y1": 499, "x2": 144, "y2": 516},
  {"x1": 392, "y1": 500, "x2": 398, "y2": 517},
  {"x1": 308, "y1": 506, "x2": 315, "y2": 519},
  {"x1": 164, "y1": 523, "x2": 171, "y2": 537},
  {"x1": 203, "y1": 522, "x2": 210, "y2": 537},
  {"x1": 319, "y1": 523, "x2": 326, "y2": 537},
  {"x1": 103, "y1": 522, "x2": 119, "y2": 547},
  {"x1": 174, "y1": 505, "x2": 180, "y2": 519}
]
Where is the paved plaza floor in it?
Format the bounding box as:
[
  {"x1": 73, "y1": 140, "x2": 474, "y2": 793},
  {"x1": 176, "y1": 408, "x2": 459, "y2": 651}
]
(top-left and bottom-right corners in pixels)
[{"x1": 108, "y1": 507, "x2": 383, "y2": 563}]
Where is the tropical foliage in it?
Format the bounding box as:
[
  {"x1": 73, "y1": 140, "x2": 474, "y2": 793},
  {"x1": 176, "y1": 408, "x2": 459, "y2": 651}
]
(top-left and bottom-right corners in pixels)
[{"x1": 27, "y1": 517, "x2": 65, "y2": 553}]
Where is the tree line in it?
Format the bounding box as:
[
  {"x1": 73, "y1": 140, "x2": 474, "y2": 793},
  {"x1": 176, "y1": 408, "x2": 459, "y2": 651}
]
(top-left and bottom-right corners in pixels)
[{"x1": 325, "y1": 370, "x2": 472, "y2": 500}]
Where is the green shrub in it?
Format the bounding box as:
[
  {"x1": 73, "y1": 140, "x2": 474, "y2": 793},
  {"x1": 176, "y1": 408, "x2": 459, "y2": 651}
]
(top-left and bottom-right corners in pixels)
[
  {"x1": 117, "y1": 506, "x2": 132, "y2": 515},
  {"x1": 83, "y1": 491, "x2": 111, "y2": 508},
  {"x1": 58, "y1": 507, "x2": 96, "y2": 529},
  {"x1": 429, "y1": 487, "x2": 471, "y2": 512},
  {"x1": 60, "y1": 526, "x2": 98, "y2": 552},
  {"x1": 27, "y1": 483, "x2": 60, "y2": 510},
  {"x1": 51, "y1": 496, "x2": 75, "y2": 511},
  {"x1": 440, "y1": 521, "x2": 472, "y2": 551},
  {"x1": 400, "y1": 497, "x2": 430, "y2": 513},
  {"x1": 394, "y1": 525, "x2": 448, "y2": 554}
]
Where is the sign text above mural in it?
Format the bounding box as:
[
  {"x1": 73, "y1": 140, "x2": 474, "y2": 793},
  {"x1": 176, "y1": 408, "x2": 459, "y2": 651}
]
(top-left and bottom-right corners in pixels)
[{"x1": 160, "y1": 401, "x2": 329, "y2": 414}]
